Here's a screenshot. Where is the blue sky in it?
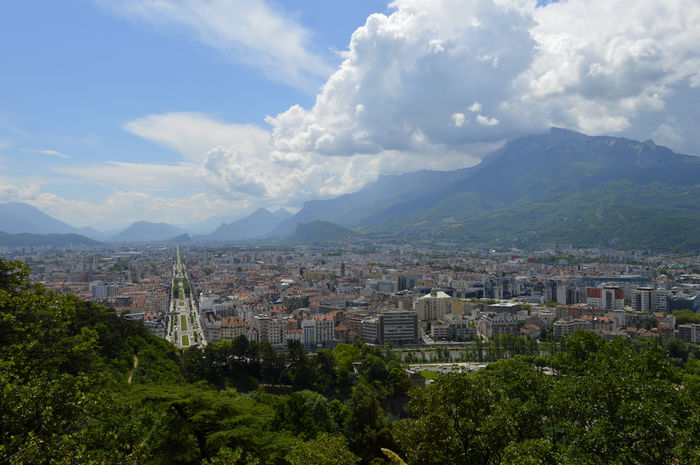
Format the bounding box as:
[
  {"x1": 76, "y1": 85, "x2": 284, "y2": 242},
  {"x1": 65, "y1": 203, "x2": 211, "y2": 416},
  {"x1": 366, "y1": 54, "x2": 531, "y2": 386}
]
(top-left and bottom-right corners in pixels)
[{"x1": 1, "y1": 0, "x2": 698, "y2": 229}]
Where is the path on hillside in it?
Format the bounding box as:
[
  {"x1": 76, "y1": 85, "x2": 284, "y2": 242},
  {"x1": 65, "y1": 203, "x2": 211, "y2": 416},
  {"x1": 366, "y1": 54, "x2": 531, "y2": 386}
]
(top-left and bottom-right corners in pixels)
[{"x1": 127, "y1": 354, "x2": 139, "y2": 384}]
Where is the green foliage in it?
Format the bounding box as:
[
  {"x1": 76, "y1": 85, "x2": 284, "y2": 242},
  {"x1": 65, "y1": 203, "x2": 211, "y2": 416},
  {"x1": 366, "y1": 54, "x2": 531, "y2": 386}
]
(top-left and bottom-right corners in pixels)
[
  {"x1": 344, "y1": 383, "x2": 395, "y2": 464},
  {"x1": 0, "y1": 259, "x2": 151, "y2": 463},
  {"x1": 673, "y1": 309, "x2": 700, "y2": 324},
  {"x1": 274, "y1": 390, "x2": 337, "y2": 439},
  {"x1": 133, "y1": 385, "x2": 296, "y2": 464},
  {"x1": 286, "y1": 433, "x2": 360, "y2": 465},
  {"x1": 396, "y1": 332, "x2": 700, "y2": 465}
]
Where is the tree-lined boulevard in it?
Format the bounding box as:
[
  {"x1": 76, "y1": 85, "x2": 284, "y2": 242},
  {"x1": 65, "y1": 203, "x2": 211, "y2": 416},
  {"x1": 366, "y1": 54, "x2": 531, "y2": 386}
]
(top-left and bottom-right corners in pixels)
[{"x1": 167, "y1": 245, "x2": 206, "y2": 348}]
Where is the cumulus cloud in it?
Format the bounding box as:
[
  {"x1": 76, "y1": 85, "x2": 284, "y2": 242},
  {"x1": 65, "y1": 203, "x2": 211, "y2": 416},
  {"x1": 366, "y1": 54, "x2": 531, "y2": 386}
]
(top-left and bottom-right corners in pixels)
[
  {"x1": 511, "y1": 0, "x2": 700, "y2": 134},
  {"x1": 97, "y1": 0, "x2": 332, "y2": 88},
  {"x1": 264, "y1": 0, "x2": 700, "y2": 162},
  {"x1": 200, "y1": 145, "x2": 268, "y2": 198},
  {"x1": 266, "y1": 0, "x2": 536, "y2": 157},
  {"x1": 651, "y1": 122, "x2": 684, "y2": 150},
  {"x1": 0, "y1": 181, "x2": 40, "y2": 202},
  {"x1": 452, "y1": 112, "x2": 467, "y2": 127},
  {"x1": 476, "y1": 114, "x2": 499, "y2": 126}
]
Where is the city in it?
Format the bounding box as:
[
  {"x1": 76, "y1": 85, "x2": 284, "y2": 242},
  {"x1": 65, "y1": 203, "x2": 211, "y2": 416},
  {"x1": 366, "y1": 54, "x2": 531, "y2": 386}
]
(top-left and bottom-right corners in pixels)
[{"x1": 7, "y1": 241, "x2": 698, "y2": 360}]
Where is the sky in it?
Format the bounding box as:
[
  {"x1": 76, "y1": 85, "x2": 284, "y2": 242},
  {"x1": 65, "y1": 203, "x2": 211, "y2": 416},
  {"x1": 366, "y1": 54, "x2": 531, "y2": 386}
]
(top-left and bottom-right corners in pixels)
[{"x1": 1, "y1": 0, "x2": 699, "y2": 230}]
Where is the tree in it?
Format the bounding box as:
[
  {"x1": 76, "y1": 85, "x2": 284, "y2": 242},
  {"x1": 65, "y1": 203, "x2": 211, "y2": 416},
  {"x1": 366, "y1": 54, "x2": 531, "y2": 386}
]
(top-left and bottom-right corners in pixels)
[
  {"x1": 315, "y1": 349, "x2": 338, "y2": 394},
  {"x1": 286, "y1": 339, "x2": 316, "y2": 389},
  {"x1": 395, "y1": 372, "x2": 506, "y2": 465},
  {"x1": 286, "y1": 433, "x2": 360, "y2": 465},
  {"x1": 274, "y1": 390, "x2": 336, "y2": 439},
  {"x1": 344, "y1": 384, "x2": 395, "y2": 464}
]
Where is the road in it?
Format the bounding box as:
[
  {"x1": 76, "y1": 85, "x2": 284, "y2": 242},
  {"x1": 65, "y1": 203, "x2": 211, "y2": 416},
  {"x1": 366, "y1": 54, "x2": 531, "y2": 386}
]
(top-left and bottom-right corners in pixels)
[{"x1": 166, "y1": 245, "x2": 206, "y2": 348}]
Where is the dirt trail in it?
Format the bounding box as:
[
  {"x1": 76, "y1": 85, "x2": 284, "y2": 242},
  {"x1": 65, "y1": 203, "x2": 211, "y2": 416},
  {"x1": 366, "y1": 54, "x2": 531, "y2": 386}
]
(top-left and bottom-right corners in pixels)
[{"x1": 127, "y1": 354, "x2": 139, "y2": 384}]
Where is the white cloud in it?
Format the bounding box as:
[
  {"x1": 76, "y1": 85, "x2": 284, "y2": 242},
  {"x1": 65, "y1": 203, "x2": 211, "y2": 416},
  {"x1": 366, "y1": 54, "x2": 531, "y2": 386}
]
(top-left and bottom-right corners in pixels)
[
  {"x1": 21, "y1": 148, "x2": 70, "y2": 159},
  {"x1": 97, "y1": 0, "x2": 333, "y2": 88},
  {"x1": 651, "y1": 122, "x2": 684, "y2": 150},
  {"x1": 264, "y1": 0, "x2": 700, "y2": 162},
  {"x1": 451, "y1": 112, "x2": 467, "y2": 127},
  {"x1": 476, "y1": 114, "x2": 499, "y2": 126},
  {"x1": 266, "y1": 0, "x2": 537, "y2": 157},
  {"x1": 200, "y1": 145, "x2": 268, "y2": 197},
  {"x1": 512, "y1": 0, "x2": 700, "y2": 134},
  {"x1": 28, "y1": 190, "x2": 250, "y2": 229},
  {"x1": 0, "y1": 181, "x2": 40, "y2": 202},
  {"x1": 55, "y1": 161, "x2": 198, "y2": 191},
  {"x1": 124, "y1": 112, "x2": 270, "y2": 162}
]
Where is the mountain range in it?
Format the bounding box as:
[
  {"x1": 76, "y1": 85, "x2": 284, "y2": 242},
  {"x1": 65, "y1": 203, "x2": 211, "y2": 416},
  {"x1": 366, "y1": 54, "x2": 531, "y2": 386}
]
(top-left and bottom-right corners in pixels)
[
  {"x1": 1, "y1": 128, "x2": 698, "y2": 251},
  {"x1": 268, "y1": 128, "x2": 700, "y2": 251},
  {"x1": 206, "y1": 208, "x2": 293, "y2": 241}
]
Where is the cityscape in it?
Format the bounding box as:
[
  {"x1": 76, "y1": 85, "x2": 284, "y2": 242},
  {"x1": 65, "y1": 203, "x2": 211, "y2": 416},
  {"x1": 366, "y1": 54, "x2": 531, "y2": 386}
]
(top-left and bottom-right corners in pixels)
[{"x1": 10, "y1": 242, "x2": 699, "y2": 356}]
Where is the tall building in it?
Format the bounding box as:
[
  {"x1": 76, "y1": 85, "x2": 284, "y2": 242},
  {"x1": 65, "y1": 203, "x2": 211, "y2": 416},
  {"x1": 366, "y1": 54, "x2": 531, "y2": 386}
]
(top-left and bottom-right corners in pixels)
[
  {"x1": 89, "y1": 281, "x2": 109, "y2": 298},
  {"x1": 360, "y1": 310, "x2": 419, "y2": 344},
  {"x1": 301, "y1": 315, "x2": 335, "y2": 347},
  {"x1": 415, "y1": 289, "x2": 452, "y2": 321},
  {"x1": 397, "y1": 274, "x2": 418, "y2": 291},
  {"x1": 393, "y1": 290, "x2": 415, "y2": 311},
  {"x1": 586, "y1": 286, "x2": 624, "y2": 310},
  {"x1": 678, "y1": 324, "x2": 700, "y2": 344},
  {"x1": 380, "y1": 310, "x2": 418, "y2": 344},
  {"x1": 251, "y1": 316, "x2": 288, "y2": 347},
  {"x1": 361, "y1": 318, "x2": 380, "y2": 344},
  {"x1": 632, "y1": 286, "x2": 654, "y2": 312}
]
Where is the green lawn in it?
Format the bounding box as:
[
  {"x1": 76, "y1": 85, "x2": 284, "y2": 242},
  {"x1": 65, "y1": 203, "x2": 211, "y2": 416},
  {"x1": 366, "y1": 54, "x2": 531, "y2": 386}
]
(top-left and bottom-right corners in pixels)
[
  {"x1": 181, "y1": 334, "x2": 190, "y2": 346},
  {"x1": 420, "y1": 370, "x2": 439, "y2": 380},
  {"x1": 180, "y1": 314, "x2": 188, "y2": 331}
]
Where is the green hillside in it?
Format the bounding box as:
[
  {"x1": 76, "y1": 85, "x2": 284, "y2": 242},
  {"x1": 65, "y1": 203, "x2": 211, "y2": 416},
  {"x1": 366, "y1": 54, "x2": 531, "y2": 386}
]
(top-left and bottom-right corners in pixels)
[
  {"x1": 379, "y1": 182, "x2": 700, "y2": 252},
  {"x1": 360, "y1": 129, "x2": 700, "y2": 252},
  {"x1": 287, "y1": 220, "x2": 359, "y2": 244},
  {"x1": 0, "y1": 231, "x2": 101, "y2": 247}
]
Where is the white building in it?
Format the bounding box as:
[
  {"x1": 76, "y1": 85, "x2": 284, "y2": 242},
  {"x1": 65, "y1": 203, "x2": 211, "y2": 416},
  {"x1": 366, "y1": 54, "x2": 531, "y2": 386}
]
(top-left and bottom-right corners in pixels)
[{"x1": 415, "y1": 289, "x2": 452, "y2": 321}]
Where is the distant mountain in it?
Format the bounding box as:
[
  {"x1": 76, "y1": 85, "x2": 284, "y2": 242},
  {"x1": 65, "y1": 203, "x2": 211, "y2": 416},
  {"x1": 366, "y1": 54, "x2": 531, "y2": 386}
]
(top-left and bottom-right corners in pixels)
[
  {"x1": 178, "y1": 214, "x2": 244, "y2": 235},
  {"x1": 271, "y1": 208, "x2": 294, "y2": 221},
  {"x1": 110, "y1": 221, "x2": 184, "y2": 242},
  {"x1": 366, "y1": 128, "x2": 700, "y2": 251},
  {"x1": 266, "y1": 128, "x2": 700, "y2": 252},
  {"x1": 165, "y1": 233, "x2": 192, "y2": 244},
  {"x1": 0, "y1": 231, "x2": 101, "y2": 247},
  {"x1": 208, "y1": 208, "x2": 293, "y2": 241},
  {"x1": 269, "y1": 168, "x2": 477, "y2": 236},
  {"x1": 0, "y1": 202, "x2": 81, "y2": 235},
  {"x1": 287, "y1": 221, "x2": 358, "y2": 243}
]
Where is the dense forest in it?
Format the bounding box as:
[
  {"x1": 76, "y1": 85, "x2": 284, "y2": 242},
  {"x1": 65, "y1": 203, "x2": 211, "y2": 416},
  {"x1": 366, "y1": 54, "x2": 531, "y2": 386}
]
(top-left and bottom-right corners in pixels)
[{"x1": 1, "y1": 258, "x2": 699, "y2": 464}]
